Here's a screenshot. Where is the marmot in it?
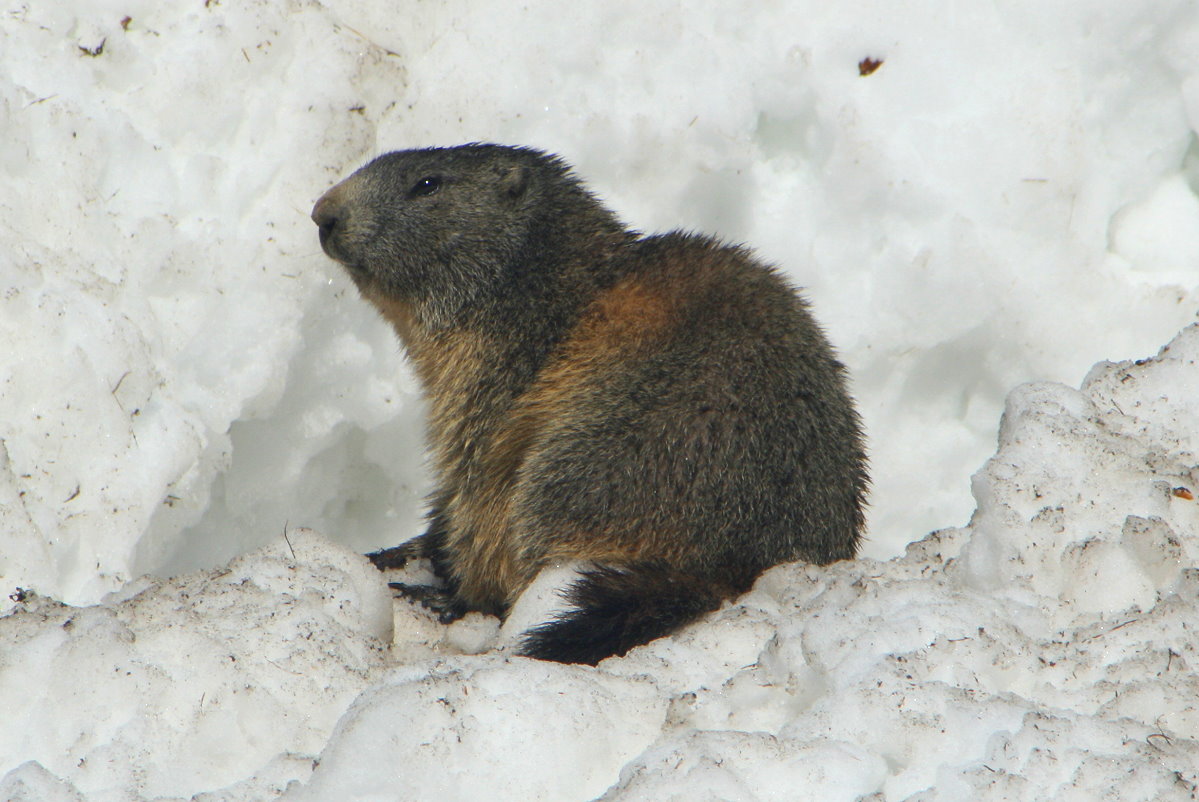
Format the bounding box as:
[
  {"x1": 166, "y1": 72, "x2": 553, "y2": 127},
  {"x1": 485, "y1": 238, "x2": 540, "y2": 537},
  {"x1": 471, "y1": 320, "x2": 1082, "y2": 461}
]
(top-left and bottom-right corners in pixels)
[{"x1": 311, "y1": 144, "x2": 868, "y2": 665}]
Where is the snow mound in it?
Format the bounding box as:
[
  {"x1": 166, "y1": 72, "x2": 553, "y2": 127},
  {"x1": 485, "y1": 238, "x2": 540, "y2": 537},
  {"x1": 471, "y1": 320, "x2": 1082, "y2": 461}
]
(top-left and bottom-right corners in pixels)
[
  {"x1": 286, "y1": 659, "x2": 666, "y2": 801},
  {"x1": 0, "y1": 530, "x2": 391, "y2": 800}
]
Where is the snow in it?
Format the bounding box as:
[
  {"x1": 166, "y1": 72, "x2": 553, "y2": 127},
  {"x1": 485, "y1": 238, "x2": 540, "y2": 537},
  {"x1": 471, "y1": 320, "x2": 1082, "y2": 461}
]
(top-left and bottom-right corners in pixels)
[
  {"x1": 1, "y1": 0, "x2": 1198, "y2": 799},
  {"x1": 1, "y1": 529, "x2": 390, "y2": 799}
]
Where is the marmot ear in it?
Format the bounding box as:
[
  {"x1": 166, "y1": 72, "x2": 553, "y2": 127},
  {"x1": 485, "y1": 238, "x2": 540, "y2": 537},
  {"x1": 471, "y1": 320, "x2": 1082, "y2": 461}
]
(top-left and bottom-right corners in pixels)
[{"x1": 501, "y1": 164, "x2": 531, "y2": 201}]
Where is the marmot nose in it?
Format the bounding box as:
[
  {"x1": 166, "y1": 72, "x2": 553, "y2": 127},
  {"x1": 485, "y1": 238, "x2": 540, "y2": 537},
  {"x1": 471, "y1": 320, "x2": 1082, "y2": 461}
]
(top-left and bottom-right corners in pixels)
[{"x1": 311, "y1": 192, "x2": 345, "y2": 249}]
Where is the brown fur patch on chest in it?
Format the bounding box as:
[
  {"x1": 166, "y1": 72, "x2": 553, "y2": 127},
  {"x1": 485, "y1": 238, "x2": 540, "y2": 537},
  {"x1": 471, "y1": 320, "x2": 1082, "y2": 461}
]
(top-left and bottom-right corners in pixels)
[
  {"x1": 362, "y1": 290, "x2": 420, "y2": 350},
  {"x1": 364, "y1": 288, "x2": 492, "y2": 482}
]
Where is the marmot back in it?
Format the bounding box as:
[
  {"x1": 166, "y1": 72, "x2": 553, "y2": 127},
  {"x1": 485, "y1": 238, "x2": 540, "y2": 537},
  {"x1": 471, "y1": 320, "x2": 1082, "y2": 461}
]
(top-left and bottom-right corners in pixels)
[{"x1": 312, "y1": 144, "x2": 868, "y2": 665}]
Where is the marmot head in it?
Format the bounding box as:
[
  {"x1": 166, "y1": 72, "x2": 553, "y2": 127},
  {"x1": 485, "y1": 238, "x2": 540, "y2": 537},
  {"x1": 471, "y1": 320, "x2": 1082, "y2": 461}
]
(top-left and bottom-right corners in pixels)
[{"x1": 312, "y1": 144, "x2": 611, "y2": 329}]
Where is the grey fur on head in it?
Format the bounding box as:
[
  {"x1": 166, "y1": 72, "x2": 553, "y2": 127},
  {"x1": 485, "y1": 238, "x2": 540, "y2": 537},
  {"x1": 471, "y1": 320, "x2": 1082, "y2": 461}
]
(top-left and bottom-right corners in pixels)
[{"x1": 315, "y1": 144, "x2": 625, "y2": 330}]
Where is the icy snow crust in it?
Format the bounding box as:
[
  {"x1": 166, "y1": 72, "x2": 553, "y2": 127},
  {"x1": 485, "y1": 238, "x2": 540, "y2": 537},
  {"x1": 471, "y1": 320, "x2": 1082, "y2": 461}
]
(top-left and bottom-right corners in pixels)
[{"x1": 2, "y1": 0, "x2": 1199, "y2": 799}]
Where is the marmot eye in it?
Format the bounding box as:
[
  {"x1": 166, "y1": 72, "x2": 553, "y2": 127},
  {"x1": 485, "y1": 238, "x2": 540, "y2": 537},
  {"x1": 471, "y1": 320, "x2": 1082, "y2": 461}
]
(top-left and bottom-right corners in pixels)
[{"x1": 410, "y1": 176, "x2": 442, "y2": 197}]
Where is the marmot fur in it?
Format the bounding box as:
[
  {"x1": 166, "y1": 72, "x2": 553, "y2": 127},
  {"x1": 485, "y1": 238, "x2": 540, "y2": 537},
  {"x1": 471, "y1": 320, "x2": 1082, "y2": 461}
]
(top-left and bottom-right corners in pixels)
[{"x1": 311, "y1": 144, "x2": 868, "y2": 665}]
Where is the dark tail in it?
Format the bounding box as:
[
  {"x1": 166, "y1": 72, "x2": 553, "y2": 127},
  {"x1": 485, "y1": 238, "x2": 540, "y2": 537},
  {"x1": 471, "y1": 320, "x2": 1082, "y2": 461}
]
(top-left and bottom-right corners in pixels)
[{"x1": 518, "y1": 562, "x2": 741, "y2": 665}]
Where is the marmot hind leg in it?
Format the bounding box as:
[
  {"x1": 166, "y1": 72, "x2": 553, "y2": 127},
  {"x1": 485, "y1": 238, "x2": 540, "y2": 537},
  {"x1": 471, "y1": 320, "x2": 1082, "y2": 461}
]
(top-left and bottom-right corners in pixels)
[{"x1": 518, "y1": 561, "x2": 744, "y2": 665}]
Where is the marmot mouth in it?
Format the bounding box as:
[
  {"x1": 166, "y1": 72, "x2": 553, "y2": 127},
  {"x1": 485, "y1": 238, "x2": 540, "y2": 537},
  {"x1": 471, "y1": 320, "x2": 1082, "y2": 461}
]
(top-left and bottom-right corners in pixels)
[
  {"x1": 336, "y1": 257, "x2": 371, "y2": 279},
  {"x1": 316, "y1": 218, "x2": 335, "y2": 245},
  {"x1": 318, "y1": 233, "x2": 357, "y2": 267}
]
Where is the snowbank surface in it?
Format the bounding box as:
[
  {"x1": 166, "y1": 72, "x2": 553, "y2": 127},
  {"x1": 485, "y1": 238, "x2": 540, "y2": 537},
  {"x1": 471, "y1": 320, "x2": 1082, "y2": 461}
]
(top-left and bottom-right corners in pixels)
[{"x1": 2, "y1": 0, "x2": 1199, "y2": 799}]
